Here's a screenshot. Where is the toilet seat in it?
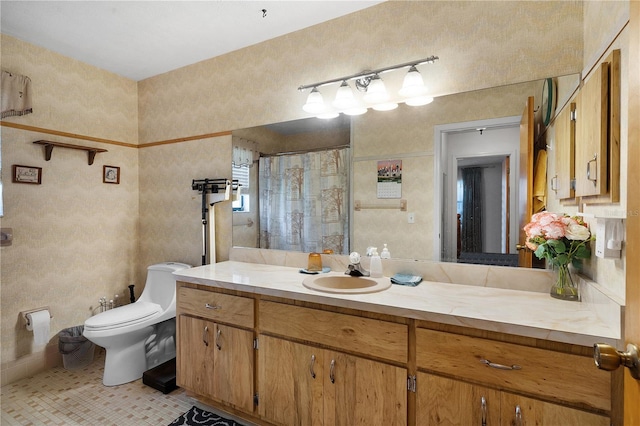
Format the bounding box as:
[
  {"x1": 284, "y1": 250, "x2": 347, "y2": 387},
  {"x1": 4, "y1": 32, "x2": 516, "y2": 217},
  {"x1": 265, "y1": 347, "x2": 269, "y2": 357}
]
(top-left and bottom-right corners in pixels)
[{"x1": 85, "y1": 302, "x2": 161, "y2": 331}]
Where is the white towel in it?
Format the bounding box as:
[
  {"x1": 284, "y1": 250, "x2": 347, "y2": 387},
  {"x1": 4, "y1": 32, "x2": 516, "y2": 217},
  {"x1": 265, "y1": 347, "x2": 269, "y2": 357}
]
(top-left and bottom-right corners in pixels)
[{"x1": 1, "y1": 70, "x2": 33, "y2": 118}]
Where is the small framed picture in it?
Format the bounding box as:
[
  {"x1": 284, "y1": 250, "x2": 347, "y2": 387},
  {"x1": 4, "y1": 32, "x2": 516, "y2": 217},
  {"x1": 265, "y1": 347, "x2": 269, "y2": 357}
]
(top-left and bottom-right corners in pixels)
[
  {"x1": 12, "y1": 165, "x2": 42, "y2": 184},
  {"x1": 103, "y1": 165, "x2": 120, "y2": 184}
]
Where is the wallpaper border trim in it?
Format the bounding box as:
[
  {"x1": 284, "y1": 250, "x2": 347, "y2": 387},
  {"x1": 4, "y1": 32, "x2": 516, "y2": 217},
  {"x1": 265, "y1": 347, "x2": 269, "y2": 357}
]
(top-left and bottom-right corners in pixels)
[{"x1": 1, "y1": 121, "x2": 232, "y2": 149}]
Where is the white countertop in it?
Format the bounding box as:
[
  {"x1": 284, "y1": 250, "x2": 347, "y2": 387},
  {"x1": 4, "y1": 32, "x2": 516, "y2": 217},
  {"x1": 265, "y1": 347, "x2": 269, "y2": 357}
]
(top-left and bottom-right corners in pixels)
[{"x1": 174, "y1": 261, "x2": 621, "y2": 347}]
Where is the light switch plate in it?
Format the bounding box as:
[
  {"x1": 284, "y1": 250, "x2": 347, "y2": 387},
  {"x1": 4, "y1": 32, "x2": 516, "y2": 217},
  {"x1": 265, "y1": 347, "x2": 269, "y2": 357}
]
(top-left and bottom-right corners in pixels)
[{"x1": 408, "y1": 213, "x2": 415, "y2": 224}]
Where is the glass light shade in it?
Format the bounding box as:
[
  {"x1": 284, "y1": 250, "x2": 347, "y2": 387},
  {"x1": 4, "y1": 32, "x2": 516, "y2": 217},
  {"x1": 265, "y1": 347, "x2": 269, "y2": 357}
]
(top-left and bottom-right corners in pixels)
[
  {"x1": 302, "y1": 88, "x2": 326, "y2": 114},
  {"x1": 399, "y1": 66, "x2": 428, "y2": 97},
  {"x1": 363, "y1": 75, "x2": 389, "y2": 103},
  {"x1": 405, "y1": 95, "x2": 434, "y2": 106},
  {"x1": 343, "y1": 107, "x2": 368, "y2": 116},
  {"x1": 317, "y1": 111, "x2": 340, "y2": 119},
  {"x1": 333, "y1": 81, "x2": 357, "y2": 109},
  {"x1": 372, "y1": 102, "x2": 398, "y2": 111}
]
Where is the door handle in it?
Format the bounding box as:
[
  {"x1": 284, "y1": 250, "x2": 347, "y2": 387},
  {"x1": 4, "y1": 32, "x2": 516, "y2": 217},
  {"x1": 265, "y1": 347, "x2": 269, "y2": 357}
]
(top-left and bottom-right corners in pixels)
[{"x1": 593, "y1": 343, "x2": 640, "y2": 379}]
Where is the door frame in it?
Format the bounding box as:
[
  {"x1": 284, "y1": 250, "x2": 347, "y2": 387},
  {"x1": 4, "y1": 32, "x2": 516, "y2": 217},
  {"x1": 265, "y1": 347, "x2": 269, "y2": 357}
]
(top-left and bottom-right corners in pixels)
[{"x1": 433, "y1": 115, "x2": 521, "y2": 262}]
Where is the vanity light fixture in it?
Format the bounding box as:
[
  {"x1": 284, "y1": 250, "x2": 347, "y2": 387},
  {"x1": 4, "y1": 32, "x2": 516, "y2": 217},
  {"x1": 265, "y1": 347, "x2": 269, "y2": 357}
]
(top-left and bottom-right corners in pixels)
[{"x1": 298, "y1": 55, "x2": 438, "y2": 117}]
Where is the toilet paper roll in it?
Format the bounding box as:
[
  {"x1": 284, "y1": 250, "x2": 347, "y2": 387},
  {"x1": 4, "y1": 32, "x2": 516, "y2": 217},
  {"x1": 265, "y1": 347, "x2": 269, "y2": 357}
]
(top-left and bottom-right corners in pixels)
[{"x1": 26, "y1": 310, "x2": 51, "y2": 346}]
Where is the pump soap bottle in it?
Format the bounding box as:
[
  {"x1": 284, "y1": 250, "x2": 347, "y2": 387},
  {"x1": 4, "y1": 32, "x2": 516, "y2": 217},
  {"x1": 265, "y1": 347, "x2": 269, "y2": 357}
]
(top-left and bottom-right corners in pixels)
[
  {"x1": 380, "y1": 244, "x2": 391, "y2": 259},
  {"x1": 369, "y1": 249, "x2": 383, "y2": 278}
]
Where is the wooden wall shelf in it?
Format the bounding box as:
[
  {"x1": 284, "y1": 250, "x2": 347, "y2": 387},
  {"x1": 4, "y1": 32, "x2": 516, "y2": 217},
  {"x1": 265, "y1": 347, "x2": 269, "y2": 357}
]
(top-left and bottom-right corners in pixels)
[{"x1": 33, "y1": 140, "x2": 107, "y2": 165}]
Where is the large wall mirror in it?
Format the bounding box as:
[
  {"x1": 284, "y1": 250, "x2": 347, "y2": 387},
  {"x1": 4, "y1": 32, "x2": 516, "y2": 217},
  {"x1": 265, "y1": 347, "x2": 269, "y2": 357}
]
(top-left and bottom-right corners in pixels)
[{"x1": 232, "y1": 73, "x2": 580, "y2": 267}]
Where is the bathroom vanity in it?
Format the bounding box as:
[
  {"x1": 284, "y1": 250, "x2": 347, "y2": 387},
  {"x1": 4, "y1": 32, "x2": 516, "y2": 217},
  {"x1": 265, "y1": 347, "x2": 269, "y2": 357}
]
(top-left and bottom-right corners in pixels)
[{"x1": 174, "y1": 261, "x2": 620, "y2": 426}]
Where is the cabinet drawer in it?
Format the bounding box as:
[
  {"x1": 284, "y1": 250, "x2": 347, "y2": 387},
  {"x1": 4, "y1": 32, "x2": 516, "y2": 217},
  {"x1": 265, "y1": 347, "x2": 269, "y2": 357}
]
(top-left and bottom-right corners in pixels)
[
  {"x1": 415, "y1": 328, "x2": 610, "y2": 412},
  {"x1": 259, "y1": 300, "x2": 407, "y2": 364},
  {"x1": 178, "y1": 287, "x2": 254, "y2": 328}
]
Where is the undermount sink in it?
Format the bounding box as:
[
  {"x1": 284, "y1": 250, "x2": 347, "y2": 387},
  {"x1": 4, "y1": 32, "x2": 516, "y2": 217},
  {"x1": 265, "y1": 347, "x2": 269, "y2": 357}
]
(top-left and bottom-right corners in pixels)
[{"x1": 302, "y1": 273, "x2": 391, "y2": 294}]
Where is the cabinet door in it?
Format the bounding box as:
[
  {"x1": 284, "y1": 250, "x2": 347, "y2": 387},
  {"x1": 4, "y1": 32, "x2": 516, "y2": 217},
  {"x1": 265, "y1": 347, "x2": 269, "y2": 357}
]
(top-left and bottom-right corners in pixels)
[
  {"x1": 258, "y1": 335, "x2": 324, "y2": 426},
  {"x1": 176, "y1": 315, "x2": 215, "y2": 399},
  {"x1": 416, "y1": 373, "x2": 500, "y2": 426},
  {"x1": 575, "y1": 62, "x2": 609, "y2": 197},
  {"x1": 212, "y1": 324, "x2": 254, "y2": 412},
  {"x1": 554, "y1": 102, "x2": 576, "y2": 200},
  {"x1": 500, "y1": 393, "x2": 609, "y2": 426},
  {"x1": 324, "y1": 350, "x2": 407, "y2": 426}
]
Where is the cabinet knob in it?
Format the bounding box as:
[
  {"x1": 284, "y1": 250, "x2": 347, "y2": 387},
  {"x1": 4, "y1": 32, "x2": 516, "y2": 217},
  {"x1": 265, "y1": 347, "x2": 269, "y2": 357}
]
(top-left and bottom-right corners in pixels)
[
  {"x1": 516, "y1": 244, "x2": 528, "y2": 251},
  {"x1": 593, "y1": 343, "x2": 640, "y2": 379}
]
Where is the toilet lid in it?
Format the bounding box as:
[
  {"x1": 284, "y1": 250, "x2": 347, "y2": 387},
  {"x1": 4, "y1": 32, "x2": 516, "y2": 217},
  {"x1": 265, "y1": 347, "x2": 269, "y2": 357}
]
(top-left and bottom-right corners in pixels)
[{"x1": 84, "y1": 302, "x2": 161, "y2": 330}]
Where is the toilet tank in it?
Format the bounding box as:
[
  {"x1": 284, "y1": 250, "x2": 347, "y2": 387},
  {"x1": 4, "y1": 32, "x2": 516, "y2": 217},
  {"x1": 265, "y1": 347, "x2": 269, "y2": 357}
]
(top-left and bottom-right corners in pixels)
[{"x1": 137, "y1": 262, "x2": 191, "y2": 311}]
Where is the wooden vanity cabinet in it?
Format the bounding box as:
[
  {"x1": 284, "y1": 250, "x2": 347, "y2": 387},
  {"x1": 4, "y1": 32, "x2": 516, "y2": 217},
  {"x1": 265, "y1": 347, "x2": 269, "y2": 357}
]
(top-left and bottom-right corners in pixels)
[
  {"x1": 257, "y1": 300, "x2": 408, "y2": 426},
  {"x1": 176, "y1": 282, "x2": 613, "y2": 425},
  {"x1": 176, "y1": 286, "x2": 255, "y2": 413},
  {"x1": 415, "y1": 327, "x2": 611, "y2": 425}
]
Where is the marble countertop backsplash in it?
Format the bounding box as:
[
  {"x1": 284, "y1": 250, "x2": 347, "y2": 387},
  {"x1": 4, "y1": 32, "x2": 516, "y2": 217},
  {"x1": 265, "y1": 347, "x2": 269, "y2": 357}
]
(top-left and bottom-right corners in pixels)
[{"x1": 173, "y1": 248, "x2": 623, "y2": 348}]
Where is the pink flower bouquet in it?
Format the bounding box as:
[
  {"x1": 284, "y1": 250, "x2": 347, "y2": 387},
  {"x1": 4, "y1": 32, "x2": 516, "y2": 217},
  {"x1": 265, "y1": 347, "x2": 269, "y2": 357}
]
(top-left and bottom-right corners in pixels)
[{"x1": 524, "y1": 212, "x2": 592, "y2": 267}]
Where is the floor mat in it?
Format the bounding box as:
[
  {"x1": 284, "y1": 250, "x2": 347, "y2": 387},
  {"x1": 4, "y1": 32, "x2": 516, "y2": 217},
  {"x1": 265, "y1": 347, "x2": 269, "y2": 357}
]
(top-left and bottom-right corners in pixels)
[{"x1": 168, "y1": 405, "x2": 245, "y2": 426}]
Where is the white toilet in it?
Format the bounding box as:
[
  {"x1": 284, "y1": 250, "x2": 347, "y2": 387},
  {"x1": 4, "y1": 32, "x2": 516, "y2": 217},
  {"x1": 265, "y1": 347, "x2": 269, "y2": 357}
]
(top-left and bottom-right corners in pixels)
[{"x1": 83, "y1": 262, "x2": 191, "y2": 386}]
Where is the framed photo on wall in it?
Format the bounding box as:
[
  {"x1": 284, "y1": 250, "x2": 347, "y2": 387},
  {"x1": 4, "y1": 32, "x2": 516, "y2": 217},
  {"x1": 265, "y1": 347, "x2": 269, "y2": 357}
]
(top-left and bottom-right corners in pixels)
[
  {"x1": 12, "y1": 165, "x2": 42, "y2": 184},
  {"x1": 103, "y1": 165, "x2": 120, "y2": 184}
]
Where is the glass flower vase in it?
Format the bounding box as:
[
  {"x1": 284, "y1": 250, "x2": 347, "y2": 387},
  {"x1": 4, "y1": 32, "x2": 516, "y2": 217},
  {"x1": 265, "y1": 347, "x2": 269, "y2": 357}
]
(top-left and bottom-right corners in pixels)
[{"x1": 550, "y1": 264, "x2": 580, "y2": 301}]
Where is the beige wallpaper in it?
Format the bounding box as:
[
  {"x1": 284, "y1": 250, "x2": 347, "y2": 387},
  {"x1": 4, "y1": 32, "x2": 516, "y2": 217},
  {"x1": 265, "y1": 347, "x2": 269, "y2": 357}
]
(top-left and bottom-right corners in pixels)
[
  {"x1": 1, "y1": 34, "x2": 141, "y2": 379},
  {"x1": 1, "y1": 0, "x2": 631, "y2": 384}
]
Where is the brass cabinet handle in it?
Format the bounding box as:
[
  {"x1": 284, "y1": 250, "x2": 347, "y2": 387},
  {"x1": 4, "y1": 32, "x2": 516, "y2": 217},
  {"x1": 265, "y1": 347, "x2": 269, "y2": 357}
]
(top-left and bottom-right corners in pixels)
[
  {"x1": 329, "y1": 359, "x2": 335, "y2": 384},
  {"x1": 481, "y1": 358, "x2": 522, "y2": 370},
  {"x1": 515, "y1": 244, "x2": 527, "y2": 251},
  {"x1": 594, "y1": 343, "x2": 640, "y2": 379},
  {"x1": 216, "y1": 328, "x2": 222, "y2": 350},
  {"x1": 205, "y1": 303, "x2": 221, "y2": 310},
  {"x1": 481, "y1": 396, "x2": 487, "y2": 426},
  {"x1": 514, "y1": 405, "x2": 523, "y2": 426},
  {"x1": 309, "y1": 355, "x2": 316, "y2": 379},
  {"x1": 202, "y1": 325, "x2": 209, "y2": 347}
]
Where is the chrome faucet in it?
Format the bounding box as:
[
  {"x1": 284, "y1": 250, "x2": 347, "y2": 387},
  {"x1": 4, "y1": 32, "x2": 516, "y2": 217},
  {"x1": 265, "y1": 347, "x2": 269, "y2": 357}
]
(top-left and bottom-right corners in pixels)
[{"x1": 345, "y1": 252, "x2": 369, "y2": 277}]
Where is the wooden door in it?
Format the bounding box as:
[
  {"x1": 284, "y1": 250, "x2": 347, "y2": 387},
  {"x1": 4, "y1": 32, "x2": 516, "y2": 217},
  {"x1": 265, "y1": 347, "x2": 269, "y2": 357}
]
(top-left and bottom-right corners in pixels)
[
  {"x1": 623, "y1": 2, "x2": 640, "y2": 424},
  {"x1": 500, "y1": 393, "x2": 609, "y2": 426},
  {"x1": 517, "y1": 96, "x2": 534, "y2": 267},
  {"x1": 575, "y1": 62, "x2": 609, "y2": 197},
  {"x1": 257, "y1": 336, "x2": 324, "y2": 426},
  {"x1": 176, "y1": 315, "x2": 215, "y2": 399},
  {"x1": 323, "y1": 350, "x2": 407, "y2": 426},
  {"x1": 554, "y1": 102, "x2": 576, "y2": 200},
  {"x1": 416, "y1": 373, "x2": 500, "y2": 426},
  {"x1": 212, "y1": 324, "x2": 254, "y2": 412}
]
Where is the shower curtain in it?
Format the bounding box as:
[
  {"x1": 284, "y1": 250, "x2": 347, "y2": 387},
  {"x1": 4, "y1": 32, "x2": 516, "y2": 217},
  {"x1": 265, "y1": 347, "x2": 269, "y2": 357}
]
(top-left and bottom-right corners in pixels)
[{"x1": 259, "y1": 147, "x2": 349, "y2": 254}]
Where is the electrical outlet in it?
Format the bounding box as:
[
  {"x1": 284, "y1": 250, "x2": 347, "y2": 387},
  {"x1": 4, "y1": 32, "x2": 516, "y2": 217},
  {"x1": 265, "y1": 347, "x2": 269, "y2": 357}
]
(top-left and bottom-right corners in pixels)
[{"x1": 408, "y1": 212, "x2": 415, "y2": 224}]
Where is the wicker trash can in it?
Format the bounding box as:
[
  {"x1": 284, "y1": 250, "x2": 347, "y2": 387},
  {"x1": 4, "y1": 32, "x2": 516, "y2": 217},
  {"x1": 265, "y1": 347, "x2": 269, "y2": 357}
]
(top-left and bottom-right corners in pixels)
[{"x1": 58, "y1": 325, "x2": 95, "y2": 370}]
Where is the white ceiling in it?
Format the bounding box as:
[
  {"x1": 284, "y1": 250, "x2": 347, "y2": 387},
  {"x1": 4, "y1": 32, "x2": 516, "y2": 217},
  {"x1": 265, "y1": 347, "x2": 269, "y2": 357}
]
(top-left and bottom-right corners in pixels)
[{"x1": 0, "y1": 1, "x2": 384, "y2": 81}]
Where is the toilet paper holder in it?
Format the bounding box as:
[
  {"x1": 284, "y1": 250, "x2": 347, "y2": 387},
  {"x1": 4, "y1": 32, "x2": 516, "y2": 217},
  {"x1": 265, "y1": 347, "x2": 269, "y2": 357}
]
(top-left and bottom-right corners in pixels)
[{"x1": 20, "y1": 307, "x2": 53, "y2": 328}]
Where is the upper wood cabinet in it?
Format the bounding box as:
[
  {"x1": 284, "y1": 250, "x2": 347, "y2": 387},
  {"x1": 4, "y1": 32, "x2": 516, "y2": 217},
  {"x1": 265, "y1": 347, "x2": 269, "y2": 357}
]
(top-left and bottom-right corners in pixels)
[
  {"x1": 574, "y1": 49, "x2": 620, "y2": 202},
  {"x1": 553, "y1": 102, "x2": 576, "y2": 200},
  {"x1": 575, "y1": 62, "x2": 609, "y2": 197}
]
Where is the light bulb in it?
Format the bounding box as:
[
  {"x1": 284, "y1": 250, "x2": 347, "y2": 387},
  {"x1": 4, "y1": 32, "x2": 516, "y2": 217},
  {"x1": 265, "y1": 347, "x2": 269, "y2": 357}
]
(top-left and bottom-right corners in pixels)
[
  {"x1": 372, "y1": 102, "x2": 398, "y2": 111},
  {"x1": 405, "y1": 95, "x2": 434, "y2": 106},
  {"x1": 343, "y1": 107, "x2": 368, "y2": 116}
]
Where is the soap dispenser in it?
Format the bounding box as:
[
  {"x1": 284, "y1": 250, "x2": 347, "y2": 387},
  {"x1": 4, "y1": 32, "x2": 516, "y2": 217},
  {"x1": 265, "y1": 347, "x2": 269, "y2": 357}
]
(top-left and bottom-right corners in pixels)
[
  {"x1": 380, "y1": 244, "x2": 391, "y2": 259},
  {"x1": 369, "y1": 249, "x2": 383, "y2": 278}
]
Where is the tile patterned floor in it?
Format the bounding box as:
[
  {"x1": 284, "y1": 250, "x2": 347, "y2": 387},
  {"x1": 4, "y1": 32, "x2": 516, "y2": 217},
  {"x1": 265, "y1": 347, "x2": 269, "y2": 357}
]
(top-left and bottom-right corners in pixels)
[{"x1": 1, "y1": 349, "x2": 203, "y2": 425}]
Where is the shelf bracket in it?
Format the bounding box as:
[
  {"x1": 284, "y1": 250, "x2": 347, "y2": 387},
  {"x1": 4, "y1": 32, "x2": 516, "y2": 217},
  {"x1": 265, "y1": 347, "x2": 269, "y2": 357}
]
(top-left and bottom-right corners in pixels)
[{"x1": 33, "y1": 140, "x2": 108, "y2": 165}]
